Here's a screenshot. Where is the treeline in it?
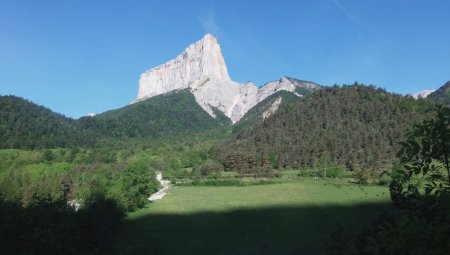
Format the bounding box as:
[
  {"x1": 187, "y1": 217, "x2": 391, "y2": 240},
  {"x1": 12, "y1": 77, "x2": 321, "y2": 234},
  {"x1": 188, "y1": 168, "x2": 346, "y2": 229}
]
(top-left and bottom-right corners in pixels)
[
  {"x1": 78, "y1": 90, "x2": 230, "y2": 139},
  {"x1": 0, "y1": 141, "x2": 211, "y2": 211},
  {"x1": 0, "y1": 95, "x2": 97, "y2": 149},
  {"x1": 214, "y1": 84, "x2": 433, "y2": 173},
  {"x1": 0, "y1": 90, "x2": 230, "y2": 149}
]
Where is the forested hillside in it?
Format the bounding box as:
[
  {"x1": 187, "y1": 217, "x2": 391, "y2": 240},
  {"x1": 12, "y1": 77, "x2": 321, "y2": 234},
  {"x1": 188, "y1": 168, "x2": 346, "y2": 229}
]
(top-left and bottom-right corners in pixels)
[
  {"x1": 0, "y1": 91, "x2": 231, "y2": 149},
  {"x1": 0, "y1": 95, "x2": 96, "y2": 149},
  {"x1": 214, "y1": 84, "x2": 433, "y2": 173},
  {"x1": 79, "y1": 89, "x2": 230, "y2": 139},
  {"x1": 427, "y1": 81, "x2": 450, "y2": 106}
]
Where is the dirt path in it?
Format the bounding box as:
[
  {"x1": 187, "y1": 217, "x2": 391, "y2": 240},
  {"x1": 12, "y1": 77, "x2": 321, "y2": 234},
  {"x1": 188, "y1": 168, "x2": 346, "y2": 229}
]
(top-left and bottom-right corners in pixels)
[{"x1": 148, "y1": 172, "x2": 171, "y2": 201}]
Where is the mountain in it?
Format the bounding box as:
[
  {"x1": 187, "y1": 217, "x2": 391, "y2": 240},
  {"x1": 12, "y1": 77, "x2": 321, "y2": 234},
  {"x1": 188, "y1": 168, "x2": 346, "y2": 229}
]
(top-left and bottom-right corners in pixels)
[
  {"x1": 427, "y1": 81, "x2": 450, "y2": 105},
  {"x1": 233, "y1": 90, "x2": 304, "y2": 134},
  {"x1": 411, "y1": 89, "x2": 435, "y2": 99},
  {"x1": 135, "y1": 34, "x2": 319, "y2": 123},
  {"x1": 0, "y1": 95, "x2": 96, "y2": 149},
  {"x1": 213, "y1": 85, "x2": 433, "y2": 173},
  {"x1": 79, "y1": 89, "x2": 230, "y2": 140}
]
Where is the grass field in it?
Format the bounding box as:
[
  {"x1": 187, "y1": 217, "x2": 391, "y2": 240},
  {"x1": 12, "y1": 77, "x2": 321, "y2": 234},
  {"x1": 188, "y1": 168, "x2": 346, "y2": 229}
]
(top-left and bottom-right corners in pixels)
[{"x1": 112, "y1": 180, "x2": 391, "y2": 254}]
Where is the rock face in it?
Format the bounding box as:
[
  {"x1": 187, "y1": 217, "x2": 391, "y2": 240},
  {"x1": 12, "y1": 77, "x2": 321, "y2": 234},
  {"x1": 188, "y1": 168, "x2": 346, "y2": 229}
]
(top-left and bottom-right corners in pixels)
[
  {"x1": 136, "y1": 34, "x2": 319, "y2": 123},
  {"x1": 138, "y1": 34, "x2": 230, "y2": 99},
  {"x1": 411, "y1": 89, "x2": 435, "y2": 99},
  {"x1": 85, "y1": 112, "x2": 97, "y2": 117},
  {"x1": 262, "y1": 97, "x2": 283, "y2": 120}
]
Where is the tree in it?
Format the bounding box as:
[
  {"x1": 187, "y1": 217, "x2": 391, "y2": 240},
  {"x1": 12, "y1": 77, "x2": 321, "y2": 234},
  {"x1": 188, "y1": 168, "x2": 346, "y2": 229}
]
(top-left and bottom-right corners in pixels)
[{"x1": 393, "y1": 105, "x2": 450, "y2": 206}]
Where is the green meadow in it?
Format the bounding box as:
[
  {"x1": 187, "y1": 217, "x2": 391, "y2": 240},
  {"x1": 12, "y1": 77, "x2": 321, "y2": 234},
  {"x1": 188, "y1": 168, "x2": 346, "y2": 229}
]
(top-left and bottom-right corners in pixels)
[{"x1": 113, "y1": 180, "x2": 390, "y2": 254}]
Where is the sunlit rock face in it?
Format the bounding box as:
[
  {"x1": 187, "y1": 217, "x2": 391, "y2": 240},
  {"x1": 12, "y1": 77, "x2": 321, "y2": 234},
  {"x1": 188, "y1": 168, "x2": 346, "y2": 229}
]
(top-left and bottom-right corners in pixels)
[
  {"x1": 411, "y1": 89, "x2": 435, "y2": 99},
  {"x1": 135, "y1": 34, "x2": 319, "y2": 123},
  {"x1": 137, "y1": 34, "x2": 230, "y2": 100},
  {"x1": 263, "y1": 97, "x2": 283, "y2": 120}
]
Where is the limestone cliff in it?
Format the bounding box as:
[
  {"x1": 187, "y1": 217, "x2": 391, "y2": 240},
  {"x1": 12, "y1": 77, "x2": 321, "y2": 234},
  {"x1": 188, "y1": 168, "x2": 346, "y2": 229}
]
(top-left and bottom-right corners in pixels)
[{"x1": 135, "y1": 34, "x2": 320, "y2": 123}]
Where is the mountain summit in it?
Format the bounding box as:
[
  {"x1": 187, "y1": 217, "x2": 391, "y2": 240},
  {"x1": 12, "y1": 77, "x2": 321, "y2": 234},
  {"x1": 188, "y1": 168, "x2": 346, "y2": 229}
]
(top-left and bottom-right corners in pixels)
[
  {"x1": 135, "y1": 34, "x2": 319, "y2": 123},
  {"x1": 137, "y1": 34, "x2": 230, "y2": 100}
]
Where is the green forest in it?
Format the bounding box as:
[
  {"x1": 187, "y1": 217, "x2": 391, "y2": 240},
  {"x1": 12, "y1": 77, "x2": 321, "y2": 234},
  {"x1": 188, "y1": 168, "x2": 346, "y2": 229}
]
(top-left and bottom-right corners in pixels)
[
  {"x1": 214, "y1": 85, "x2": 432, "y2": 174},
  {"x1": 427, "y1": 81, "x2": 450, "y2": 106},
  {"x1": 1, "y1": 84, "x2": 449, "y2": 254}
]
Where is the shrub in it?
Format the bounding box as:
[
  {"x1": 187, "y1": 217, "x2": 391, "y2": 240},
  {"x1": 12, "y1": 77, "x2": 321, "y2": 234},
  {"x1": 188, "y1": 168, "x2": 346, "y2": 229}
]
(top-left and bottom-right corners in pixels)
[
  {"x1": 193, "y1": 159, "x2": 223, "y2": 178},
  {"x1": 378, "y1": 170, "x2": 392, "y2": 185},
  {"x1": 355, "y1": 169, "x2": 370, "y2": 184}
]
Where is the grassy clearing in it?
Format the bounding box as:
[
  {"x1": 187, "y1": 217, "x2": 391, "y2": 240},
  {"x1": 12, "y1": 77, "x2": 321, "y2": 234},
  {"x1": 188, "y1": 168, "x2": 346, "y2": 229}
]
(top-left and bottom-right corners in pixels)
[{"x1": 113, "y1": 181, "x2": 390, "y2": 254}]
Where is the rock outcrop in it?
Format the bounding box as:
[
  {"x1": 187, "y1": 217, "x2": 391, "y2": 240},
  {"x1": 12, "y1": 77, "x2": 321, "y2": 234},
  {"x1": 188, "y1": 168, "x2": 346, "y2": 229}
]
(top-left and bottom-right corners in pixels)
[
  {"x1": 411, "y1": 89, "x2": 435, "y2": 99},
  {"x1": 262, "y1": 97, "x2": 283, "y2": 120},
  {"x1": 135, "y1": 34, "x2": 319, "y2": 123}
]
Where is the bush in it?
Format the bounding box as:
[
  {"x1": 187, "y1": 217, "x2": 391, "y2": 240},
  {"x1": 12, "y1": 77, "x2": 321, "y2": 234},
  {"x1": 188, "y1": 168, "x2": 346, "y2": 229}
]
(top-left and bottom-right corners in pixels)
[
  {"x1": 42, "y1": 149, "x2": 54, "y2": 162},
  {"x1": 193, "y1": 159, "x2": 223, "y2": 178},
  {"x1": 378, "y1": 170, "x2": 392, "y2": 185},
  {"x1": 353, "y1": 106, "x2": 450, "y2": 254},
  {"x1": 0, "y1": 195, "x2": 124, "y2": 255},
  {"x1": 355, "y1": 169, "x2": 370, "y2": 184},
  {"x1": 354, "y1": 203, "x2": 450, "y2": 255},
  {"x1": 319, "y1": 165, "x2": 345, "y2": 178},
  {"x1": 120, "y1": 161, "x2": 158, "y2": 211}
]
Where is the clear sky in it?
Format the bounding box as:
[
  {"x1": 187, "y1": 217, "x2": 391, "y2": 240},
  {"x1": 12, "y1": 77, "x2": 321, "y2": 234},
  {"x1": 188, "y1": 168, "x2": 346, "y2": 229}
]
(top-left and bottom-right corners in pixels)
[{"x1": 1, "y1": 0, "x2": 449, "y2": 118}]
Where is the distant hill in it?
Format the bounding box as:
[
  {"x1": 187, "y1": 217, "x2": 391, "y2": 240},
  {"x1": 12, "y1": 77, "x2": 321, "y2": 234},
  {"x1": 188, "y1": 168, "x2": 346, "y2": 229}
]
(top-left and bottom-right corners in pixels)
[
  {"x1": 0, "y1": 90, "x2": 232, "y2": 149},
  {"x1": 0, "y1": 95, "x2": 96, "y2": 149},
  {"x1": 78, "y1": 89, "x2": 231, "y2": 140},
  {"x1": 213, "y1": 85, "x2": 433, "y2": 172},
  {"x1": 427, "y1": 81, "x2": 450, "y2": 106}
]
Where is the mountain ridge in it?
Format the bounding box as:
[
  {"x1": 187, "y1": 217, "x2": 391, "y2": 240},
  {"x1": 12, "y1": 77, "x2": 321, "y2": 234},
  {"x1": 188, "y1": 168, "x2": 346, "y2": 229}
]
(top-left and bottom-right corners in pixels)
[
  {"x1": 135, "y1": 34, "x2": 320, "y2": 123},
  {"x1": 427, "y1": 81, "x2": 450, "y2": 105}
]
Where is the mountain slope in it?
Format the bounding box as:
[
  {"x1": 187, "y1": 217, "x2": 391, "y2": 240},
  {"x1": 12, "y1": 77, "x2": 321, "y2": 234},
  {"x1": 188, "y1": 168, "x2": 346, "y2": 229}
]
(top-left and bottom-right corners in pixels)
[
  {"x1": 0, "y1": 95, "x2": 95, "y2": 149},
  {"x1": 213, "y1": 85, "x2": 433, "y2": 172},
  {"x1": 0, "y1": 90, "x2": 232, "y2": 149},
  {"x1": 232, "y1": 91, "x2": 301, "y2": 134},
  {"x1": 232, "y1": 78, "x2": 320, "y2": 133},
  {"x1": 79, "y1": 90, "x2": 231, "y2": 139},
  {"x1": 427, "y1": 81, "x2": 450, "y2": 105}
]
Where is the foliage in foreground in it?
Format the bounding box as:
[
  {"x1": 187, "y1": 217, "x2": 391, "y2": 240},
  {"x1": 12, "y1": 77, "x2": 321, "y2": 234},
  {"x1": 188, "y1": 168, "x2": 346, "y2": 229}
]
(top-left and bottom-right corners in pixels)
[
  {"x1": 0, "y1": 130, "x2": 224, "y2": 253},
  {"x1": 352, "y1": 105, "x2": 450, "y2": 254},
  {"x1": 427, "y1": 80, "x2": 450, "y2": 106},
  {"x1": 0, "y1": 150, "x2": 160, "y2": 254},
  {"x1": 0, "y1": 194, "x2": 123, "y2": 255}
]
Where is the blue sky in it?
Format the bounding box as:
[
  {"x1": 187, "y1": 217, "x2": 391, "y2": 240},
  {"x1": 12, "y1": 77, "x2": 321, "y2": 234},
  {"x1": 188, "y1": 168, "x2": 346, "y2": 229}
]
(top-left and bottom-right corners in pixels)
[{"x1": 1, "y1": 0, "x2": 449, "y2": 118}]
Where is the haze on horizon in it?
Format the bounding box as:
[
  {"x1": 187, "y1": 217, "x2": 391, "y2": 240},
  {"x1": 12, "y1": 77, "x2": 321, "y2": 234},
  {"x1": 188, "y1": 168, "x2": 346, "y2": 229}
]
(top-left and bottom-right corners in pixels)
[{"x1": 0, "y1": 0, "x2": 449, "y2": 118}]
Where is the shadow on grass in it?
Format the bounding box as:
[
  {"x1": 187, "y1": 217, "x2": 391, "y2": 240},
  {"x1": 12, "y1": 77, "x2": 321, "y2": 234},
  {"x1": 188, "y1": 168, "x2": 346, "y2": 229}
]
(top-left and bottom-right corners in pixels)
[{"x1": 112, "y1": 202, "x2": 391, "y2": 255}]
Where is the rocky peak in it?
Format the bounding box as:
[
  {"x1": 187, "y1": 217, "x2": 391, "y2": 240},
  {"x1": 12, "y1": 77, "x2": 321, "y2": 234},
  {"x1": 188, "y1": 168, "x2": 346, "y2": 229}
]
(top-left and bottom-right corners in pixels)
[
  {"x1": 411, "y1": 89, "x2": 435, "y2": 99},
  {"x1": 134, "y1": 34, "x2": 320, "y2": 123},
  {"x1": 137, "y1": 34, "x2": 230, "y2": 100}
]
